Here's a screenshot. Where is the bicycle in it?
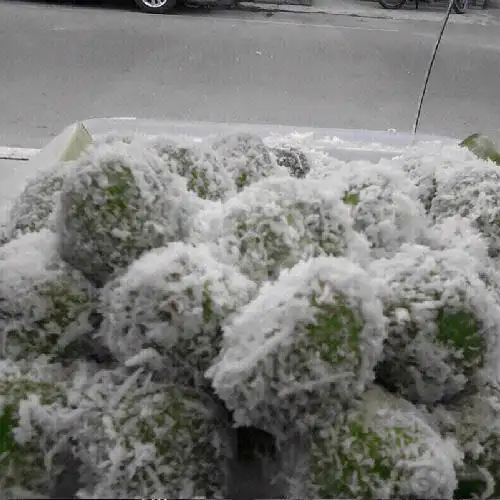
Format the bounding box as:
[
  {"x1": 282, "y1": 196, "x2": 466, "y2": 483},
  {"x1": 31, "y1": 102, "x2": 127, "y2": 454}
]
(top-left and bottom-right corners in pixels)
[{"x1": 378, "y1": 0, "x2": 468, "y2": 15}]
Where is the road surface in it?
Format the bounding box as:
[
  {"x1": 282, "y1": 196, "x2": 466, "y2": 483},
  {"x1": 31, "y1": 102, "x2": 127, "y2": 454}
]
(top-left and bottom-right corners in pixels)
[{"x1": 0, "y1": 0, "x2": 499, "y2": 149}]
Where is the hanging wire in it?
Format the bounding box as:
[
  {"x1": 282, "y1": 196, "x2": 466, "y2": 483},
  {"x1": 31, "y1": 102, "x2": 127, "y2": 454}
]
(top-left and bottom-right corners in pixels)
[{"x1": 412, "y1": 0, "x2": 456, "y2": 136}]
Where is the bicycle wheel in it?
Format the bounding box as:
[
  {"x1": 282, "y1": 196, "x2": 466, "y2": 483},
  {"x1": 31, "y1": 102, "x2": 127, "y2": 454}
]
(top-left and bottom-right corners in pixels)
[
  {"x1": 453, "y1": 0, "x2": 468, "y2": 13},
  {"x1": 379, "y1": 0, "x2": 407, "y2": 9}
]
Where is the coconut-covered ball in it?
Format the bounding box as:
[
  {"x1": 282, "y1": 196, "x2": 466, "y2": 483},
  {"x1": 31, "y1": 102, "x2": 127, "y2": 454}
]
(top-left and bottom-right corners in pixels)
[
  {"x1": 100, "y1": 242, "x2": 257, "y2": 387},
  {"x1": 207, "y1": 256, "x2": 387, "y2": 438},
  {"x1": 0, "y1": 357, "x2": 71, "y2": 498},
  {"x1": 289, "y1": 386, "x2": 461, "y2": 499},
  {"x1": 461, "y1": 133, "x2": 500, "y2": 165},
  {"x1": 3, "y1": 161, "x2": 69, "y2": 243},
  {"x1": 65, "y1": 367, "x2": 227, "y2": 499},
  {"x1": 191, "y1": 176, "x2": 370, "y2": 283},
  {"x1": 144, "y1": 136, "x2": 236, "y2": 201},
  {"x1": 271, "y1": 146, "x2": 311, "y2": 179},
  {"x1": 429, "y1": 159, "x2": 500, "y2": 258},
  {"x1": 333, "y1": 160, "x2": 430, "y2": 258},
  {"x1": 56, "y1": 138, "x2": 200, "y2": 287},
  {"x1": 450, "y1": 386, "x2": 500, "y2": 499},
  {"x1": 370, "y1": 243, "x2": 500, "y2": 406},
  {"x1": 0, "y1": 229, "x2": 95, "y2": 362},
  {"x1": 398, "y1": 141, "x2": 485, "y2": 214},
  {"x1": 212, "y1": 132, "x2": 288, "y2": 190}
]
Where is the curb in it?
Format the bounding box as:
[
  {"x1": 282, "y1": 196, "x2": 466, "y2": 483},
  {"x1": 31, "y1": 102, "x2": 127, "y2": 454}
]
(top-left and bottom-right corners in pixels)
[
  {"x1": 233, "y1": 2, "x2": 420, "y2": 21},
  {"x1": 0, "y1": 147, "x2": 41, "y2": 161},
  {"x1": 235, "y1": 2, "x2": 358, "y2": 16},
  {"x1": 235, "y1": 1, "x2": 500, "y2": 23}
]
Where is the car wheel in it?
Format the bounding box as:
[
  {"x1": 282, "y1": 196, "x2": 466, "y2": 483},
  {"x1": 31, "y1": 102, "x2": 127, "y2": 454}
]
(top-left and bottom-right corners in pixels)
[{"x1": 134, "y1": 0, "x2": 176, "y2": 14}]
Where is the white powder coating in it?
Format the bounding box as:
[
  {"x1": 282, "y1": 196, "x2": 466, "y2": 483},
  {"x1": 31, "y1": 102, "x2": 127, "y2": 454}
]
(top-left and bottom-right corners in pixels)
[
  {"x1": 99, "y1": 242, "x2": 257, "y2": 387},
  {"x1": 190, "y1": 175, "x2": 371, "y2": 283},
  {"x1": 3, "y1": 161, "x2": 71, "y2": 244},
  {"x1": 212, "y1": 132, "x2": 289, "y2": 190},
  {"x1": 369, "y1": 243, "x2": 500, "y2": 405},
  {"x1": 298, "y1": 386, "x2": 462, "y2": 499},
  {"x1": 142, "y1": 135, "x2": 237, "y2": 201},
  {"x1": 0, "y1": 229, "x2": 95, "y2": 362},
  {"x1": 56, "y1": 138, "x2": 201, "y2": 287},
  {"x1": 207, "y1": 256, "x2": 387, "y2": 437}
]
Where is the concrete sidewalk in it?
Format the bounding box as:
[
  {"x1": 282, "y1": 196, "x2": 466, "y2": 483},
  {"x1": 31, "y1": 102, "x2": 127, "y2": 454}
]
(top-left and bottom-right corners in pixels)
[{"x1": 237, "y1": 0, "x2": 500, "y2": 24}]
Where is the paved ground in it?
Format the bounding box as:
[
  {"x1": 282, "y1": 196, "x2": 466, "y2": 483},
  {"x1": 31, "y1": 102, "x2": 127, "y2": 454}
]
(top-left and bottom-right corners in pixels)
[{"x1": 0, "y1": 0, "x2": 499, "y2": 150}]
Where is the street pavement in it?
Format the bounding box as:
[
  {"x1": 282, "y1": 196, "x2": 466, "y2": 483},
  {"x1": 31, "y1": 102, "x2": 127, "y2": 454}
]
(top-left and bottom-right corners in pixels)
[{"x1": 0, "y1": 0, "x2": 499, "y2": 151}]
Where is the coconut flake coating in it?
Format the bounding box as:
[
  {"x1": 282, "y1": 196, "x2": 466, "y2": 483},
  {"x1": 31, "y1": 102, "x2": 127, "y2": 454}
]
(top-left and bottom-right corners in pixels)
[
  {"x1": 143, "y1": 136, "x2": 236, "y2": 201},
  {"x1": 448, "y1": 386, "x2": 500, "y2": 499},
  {"x1": 0, "y1": 358, "x2": 71, "y2": 498},
  {"x1": 0, "y1": 230, "x2": 95, "y2": 362},
  {"x1": 370, "y1": 243, "x2": 500, "y2": 405},
  {"x1": 62, "y1": 367, "x2": 227, "y2": 499},
  {"x1": 212, "y1": 132, "x2": 288, "y2": 190},
  {"x1": 292, "y1": 386, "x2": 461, "y2": 499},
  {"x1": 333, "y1": 160, "x2": 430, "y2": 258},
  {"x1": 208, "y1": 256, "x2": 387, "y2": 437},
  {"x1": 430, "y1": 159, "x2": 500, "y2": 258},
  {"x1": 428, "y1": 215, "x2": 491, "y2": 265},
  {"x1": 192, "y1": 176, "x2": 370, "y2": 283},
  {"x1": 398, "y1": 142, "x2": 477, "y2": 213},
  {"x1": 3, "y1": 161, "x2": 70, "y2": 243},
  {"x1": 100, "y1": 242, "x2": 257, "y2": 386},
  {"x1": 56, "y1": 138, "x2": 199, "y2": 287}
]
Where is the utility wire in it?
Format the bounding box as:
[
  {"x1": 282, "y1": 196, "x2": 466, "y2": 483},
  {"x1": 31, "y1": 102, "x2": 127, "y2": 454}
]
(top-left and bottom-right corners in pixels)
[{"x1": 412, "y1": 0, "x2": 456, "y2": 136}]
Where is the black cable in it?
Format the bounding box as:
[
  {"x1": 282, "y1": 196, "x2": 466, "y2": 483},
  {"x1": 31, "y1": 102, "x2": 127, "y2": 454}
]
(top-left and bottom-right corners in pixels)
[{"x1": 412, "y1": 0, "x2": 456, "y2": 136}]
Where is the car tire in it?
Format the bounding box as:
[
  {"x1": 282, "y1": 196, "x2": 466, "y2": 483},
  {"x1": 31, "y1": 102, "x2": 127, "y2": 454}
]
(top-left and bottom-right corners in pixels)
[{"x1": 134, "y1": 0, "x2": 177, "y2": 14}]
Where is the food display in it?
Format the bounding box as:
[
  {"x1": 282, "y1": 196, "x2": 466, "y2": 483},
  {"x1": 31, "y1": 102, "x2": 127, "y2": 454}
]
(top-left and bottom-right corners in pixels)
[{"x1": 2, "y1": 129, "x2": 500, "y2": 499}]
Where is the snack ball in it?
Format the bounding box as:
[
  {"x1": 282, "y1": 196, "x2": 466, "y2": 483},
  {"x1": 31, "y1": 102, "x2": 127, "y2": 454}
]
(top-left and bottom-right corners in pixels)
[
  {"x1": 100, "y1": 241, "x2": 257, "y2": 387},
  {"x1": 0, "y1": 229, "x2": 95, "y2": 362},
  {"x1": 335, "y1": 160, "x2": 430, "y2": 258},
  {"x1": 56, "y1": 138, "x2": 199, "y2": 286},
  {"x1": 429, "y1": 159, "x2": 500, "y2": 258},
  {"x1": 291, "y1": 386, "x2": 461, "y2": 499},
  {"x1": 68, "y1": 367, "x2": 227, "y2": 499},
  {"x1": 145, "y1": 136, "x2": 236, "y2": 201},
  {"x1": 191, "y1": 176, "x2": 370, "y2": 283},
  {"x1": 208, "y1": 256, "x2": 387, "y2": 438},
  {"x1": 370, "y1": 243, "x2": 500, "y2": 405},
  {"x1": 212, "y1": 132, "x2": 288, "y2": 190},
  {"x1": 0, "y1": 357, "x2": 70, "y2": 497},
  {"x1": 3, "y1": 161, "x2": 70, "y2": 243}
]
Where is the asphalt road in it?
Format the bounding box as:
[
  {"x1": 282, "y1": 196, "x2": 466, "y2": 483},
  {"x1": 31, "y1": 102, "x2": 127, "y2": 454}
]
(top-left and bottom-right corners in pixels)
[{"x1": 0, "y1": 0, "x2": 499, "y2": 149}]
